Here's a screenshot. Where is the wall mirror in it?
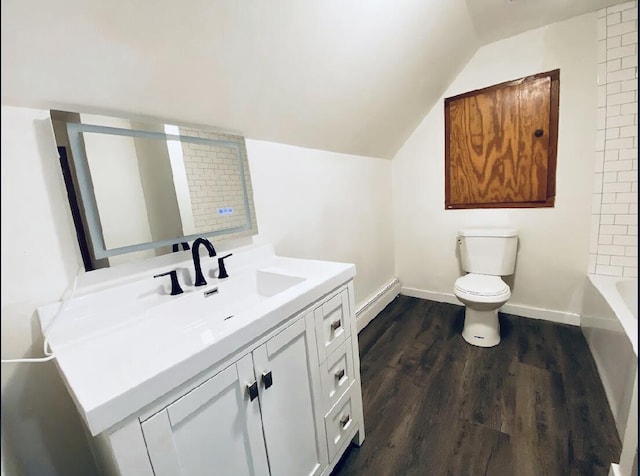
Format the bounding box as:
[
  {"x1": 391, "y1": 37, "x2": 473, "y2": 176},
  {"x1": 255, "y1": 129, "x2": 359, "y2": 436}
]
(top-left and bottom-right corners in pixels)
[{"x1": 51, "y1": 110, "x2": 258, "y2": 270}]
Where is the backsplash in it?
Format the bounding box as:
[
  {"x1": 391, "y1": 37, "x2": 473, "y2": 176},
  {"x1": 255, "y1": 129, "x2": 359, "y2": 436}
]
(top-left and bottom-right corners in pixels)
[{"x1": 590, "y1": 0, "x2": 638, "y2": 278}]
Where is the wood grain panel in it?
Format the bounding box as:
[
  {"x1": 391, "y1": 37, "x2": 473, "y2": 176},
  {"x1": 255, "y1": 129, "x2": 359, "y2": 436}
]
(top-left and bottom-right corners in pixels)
[
  {"x1": 513, "y1": 364, "x2": 569, "y2": 476},
  {"x1": 445, "y1": 70, "x2": 559, "y2": 209},
  {"x1": 458, "y1": 345, "x2": 517, "y2": 435}
]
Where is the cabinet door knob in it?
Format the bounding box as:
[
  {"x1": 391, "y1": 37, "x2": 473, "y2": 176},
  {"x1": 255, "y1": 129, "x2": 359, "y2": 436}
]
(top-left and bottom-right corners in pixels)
[
  {"x1": 339, "y1": 414, "x2": 350, "y2": 428},
  {"x1": 262, "y1": 371, "x2": 273, "y2": 389},
  {"x1": 247, "y1": 381, "x2": 259, "y2": 401},
  {"x1": 534, "y1": 129, "x2": 544, "y2": 137},
  {"x1": 330, "y1": 320, "x2": 342, "y2": 332},
  {"x1": 335, "y1": 368, "x2": 345, "y2": 381}
]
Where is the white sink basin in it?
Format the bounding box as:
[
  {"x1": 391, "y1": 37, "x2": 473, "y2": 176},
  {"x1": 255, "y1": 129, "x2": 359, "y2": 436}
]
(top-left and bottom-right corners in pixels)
[
  {"x1": 142, "y1": 267, "x2": 307, "y2": 331},
  {"x1": 43, "y1": 264, "x2": 308, "y2": 346},
  {"x1": 256, "y1": 268, "x2": 306, "y2": 297}
]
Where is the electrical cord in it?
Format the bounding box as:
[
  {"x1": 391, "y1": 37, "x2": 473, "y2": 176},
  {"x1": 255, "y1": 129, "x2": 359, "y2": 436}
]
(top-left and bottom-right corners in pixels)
[
  {"x1": 1, "y1": 354, "x2": 57, "y2": 363},
  {"x1": 1, "y1": 266, "x2": 81, "y2": 364}
]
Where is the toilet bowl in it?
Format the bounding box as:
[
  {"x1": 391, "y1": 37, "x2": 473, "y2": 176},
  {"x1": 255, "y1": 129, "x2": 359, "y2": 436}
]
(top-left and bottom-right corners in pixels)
[
  {"x1": 454, "y1": 228, "x2": 518, "y2": 348},
  {"x1": 454, "y1": 274, "x2": 510, "y2": 347}
]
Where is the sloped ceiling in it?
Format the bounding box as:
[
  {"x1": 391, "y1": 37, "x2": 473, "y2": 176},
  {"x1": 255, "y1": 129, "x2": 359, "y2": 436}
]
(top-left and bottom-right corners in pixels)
[
  {"x1": 0, "y1": 0, "x2": 625, "y2": 159},
  {"x1": 466, "y1": 0, "x2": 628, "y2": 44}
]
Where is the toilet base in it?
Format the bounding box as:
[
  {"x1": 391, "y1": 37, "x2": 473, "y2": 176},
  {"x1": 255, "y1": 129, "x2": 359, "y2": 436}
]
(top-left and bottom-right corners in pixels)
[{"x1": 461, "y1": 307, "x2": 500, "y2": 347}]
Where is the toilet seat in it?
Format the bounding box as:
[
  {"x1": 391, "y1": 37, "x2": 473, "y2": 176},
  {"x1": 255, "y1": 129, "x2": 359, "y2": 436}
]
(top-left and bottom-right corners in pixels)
[{"x1": 454, "y1": 273, "x2": 510, "y2": 302}]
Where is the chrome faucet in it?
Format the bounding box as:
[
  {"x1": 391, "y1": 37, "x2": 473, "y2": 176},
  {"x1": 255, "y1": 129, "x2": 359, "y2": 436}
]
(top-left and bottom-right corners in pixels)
[{"x1": 192, "y1": 238, "x2": 217, "y2": 286}]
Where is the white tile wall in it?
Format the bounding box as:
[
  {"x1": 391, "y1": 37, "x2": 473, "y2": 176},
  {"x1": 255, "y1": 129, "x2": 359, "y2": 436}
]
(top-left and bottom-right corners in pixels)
[
  {"x1": 590, "y1": 1, "x2": 638, "y2": 277},
  {"x1": 179, "y1": 128, "x2": 253, "y2": 235}
]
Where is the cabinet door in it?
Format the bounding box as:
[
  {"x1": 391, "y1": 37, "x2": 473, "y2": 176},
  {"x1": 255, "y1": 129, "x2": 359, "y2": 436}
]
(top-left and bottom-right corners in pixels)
[
  {"x1": 445, "y1": 70, "x2": 559, "y2": 209},
  {"x1": 253, "y1": 312, "x2": 327, "y2": 476},
  {"x1": 141, "y1": 355, "x2": 269, "y2": 476}
]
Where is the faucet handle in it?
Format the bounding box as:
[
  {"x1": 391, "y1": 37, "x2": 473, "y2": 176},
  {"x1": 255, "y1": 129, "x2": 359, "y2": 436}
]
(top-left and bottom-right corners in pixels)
[
  {"x1": 154, "y1": 270, "x2": 184, "y2": 296},
  {"x1": 172, "y1": 242, "x2": 191, "y2": 253},
  {"x1": 217, "y1": 253, "x2": 233, "y2": 279}
]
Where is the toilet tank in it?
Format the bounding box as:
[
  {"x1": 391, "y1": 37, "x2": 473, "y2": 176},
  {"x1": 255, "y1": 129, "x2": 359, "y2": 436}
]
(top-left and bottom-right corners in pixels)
[{"x1": 457, "y1": 228, "x2": 518, "y2": 276}]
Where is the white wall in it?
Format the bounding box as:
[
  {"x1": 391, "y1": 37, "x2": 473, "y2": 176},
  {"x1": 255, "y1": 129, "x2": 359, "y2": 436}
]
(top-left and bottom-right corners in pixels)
[
  {"x1": 590, "y1": 1, "x2": 638, "y2": 278},
  {"x1": 0, "y1": 106, "x2": 396, "y2": 475},
  {"x1": 393, "y1": 13, "x2": 598, "y2": 323},
  {"x1": 246, "y1": 139, "x2": 396, "y2": 307},
  {"x1": 1, "y1": 107, "x2": 98, "y2": 475},
  {"x1": 1, "y1": 0, "x2": 478, "y2": 159}
]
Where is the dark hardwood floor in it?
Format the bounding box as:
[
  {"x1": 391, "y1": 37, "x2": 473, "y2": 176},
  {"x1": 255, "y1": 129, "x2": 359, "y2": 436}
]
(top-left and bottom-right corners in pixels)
[{"x1": 332, "y1": 296, "x2": 621, "y2": 476}]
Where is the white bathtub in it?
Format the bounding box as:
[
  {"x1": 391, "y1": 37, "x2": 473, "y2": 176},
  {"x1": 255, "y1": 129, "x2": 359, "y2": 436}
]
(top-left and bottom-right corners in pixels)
[{"x1": 581, "y1": 275, "x2": 637, "y2": 476}]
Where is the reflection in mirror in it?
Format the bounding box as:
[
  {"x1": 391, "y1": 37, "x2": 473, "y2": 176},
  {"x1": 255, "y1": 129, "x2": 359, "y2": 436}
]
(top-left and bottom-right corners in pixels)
[{"x1": 51, "y1": 111, "x2": 258, "y2": 270}]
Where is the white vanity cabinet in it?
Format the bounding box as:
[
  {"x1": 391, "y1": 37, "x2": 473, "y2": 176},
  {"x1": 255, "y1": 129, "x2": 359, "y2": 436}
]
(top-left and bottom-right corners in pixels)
[
  {"x1": 141, "y1": 311, "x2": 325, "y2": 476},
  {"x1": 141, "y1": 354, "x2": 270, "y2": 476},
  {"x1": 91, "y1": 281, "x2": 364, "y2": 476}
]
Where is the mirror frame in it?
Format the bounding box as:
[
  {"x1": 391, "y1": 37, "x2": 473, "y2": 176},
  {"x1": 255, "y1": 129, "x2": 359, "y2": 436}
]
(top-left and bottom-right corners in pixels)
[{"x1": 51, "y1": 110, "x2": 258, "y2": 269}]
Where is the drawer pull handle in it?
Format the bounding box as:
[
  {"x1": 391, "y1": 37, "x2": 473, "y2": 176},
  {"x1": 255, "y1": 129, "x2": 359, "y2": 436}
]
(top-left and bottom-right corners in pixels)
[
  {"x1": 330, "y1": 320, "x2": 341, "y2": 332},
  {"x1": 335, "y1": 368, "x2": 345, "y2": 381},
  {"x1": 262, "y1": 371, "x2": 273, "y2": 389},
  {"x1": 339, "y1": 414, "x2": 350, "y2": 428},
  {"x1": 247, "y1": 381, "x2": 259, "y2": 401}
]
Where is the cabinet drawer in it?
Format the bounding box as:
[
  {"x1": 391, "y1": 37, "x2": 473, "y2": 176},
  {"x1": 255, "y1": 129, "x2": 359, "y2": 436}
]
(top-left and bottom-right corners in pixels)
[
  {"x1": 324, "y1": 386, "x2": 356, "y2": 462},
  {"x1": 320, "y1": 338, "x2": 355, "y2": 413},
  {"x1": 314, "y1": 289, "x2": 350, "y2": 362}
]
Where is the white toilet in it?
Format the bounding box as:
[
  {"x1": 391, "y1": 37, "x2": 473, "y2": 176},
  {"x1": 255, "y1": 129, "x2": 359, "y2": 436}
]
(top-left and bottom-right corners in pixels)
[{"x1": 453, "y1": 228, "x2": 518, "y2": 348}]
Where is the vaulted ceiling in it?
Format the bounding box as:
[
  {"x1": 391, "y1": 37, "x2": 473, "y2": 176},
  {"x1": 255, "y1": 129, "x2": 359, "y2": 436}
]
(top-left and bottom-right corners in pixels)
[{"x1": 1, "y1": 0, "x2": 627, "y2": 158}]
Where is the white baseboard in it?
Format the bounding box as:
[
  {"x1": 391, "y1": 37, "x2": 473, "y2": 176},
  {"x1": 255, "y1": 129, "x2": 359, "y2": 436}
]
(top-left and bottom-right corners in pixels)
[
  {"x1": 355, "y1": 278, "x2": 401, "y2": 333},
  {"x1": 500, "y1": 302, "x2": 580, "y2": 326},
  {"x1": 401, "y1": 287, "x2": 460, "y2": 305},
  {"x1": 400, "y1": 286, "x2": 580, "y2": 326}
]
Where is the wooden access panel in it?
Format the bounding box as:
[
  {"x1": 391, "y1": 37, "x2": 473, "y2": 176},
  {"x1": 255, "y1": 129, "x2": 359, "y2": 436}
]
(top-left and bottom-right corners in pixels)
[{"x1": 444, "y1": 70, "x2": 559, "y2": 209}]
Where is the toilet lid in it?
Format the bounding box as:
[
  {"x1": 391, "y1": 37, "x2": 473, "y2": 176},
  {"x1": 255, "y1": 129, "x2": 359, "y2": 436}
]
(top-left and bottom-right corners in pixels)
[{"x1": 454, "y1": 274, "x2": 510, "y2": 297}]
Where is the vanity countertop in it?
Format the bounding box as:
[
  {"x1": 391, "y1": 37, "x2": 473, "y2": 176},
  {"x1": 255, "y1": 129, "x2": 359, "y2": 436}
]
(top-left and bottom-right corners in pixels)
[{"x1": 38, "y1": 244, "x2": 355, "y2": 436}]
